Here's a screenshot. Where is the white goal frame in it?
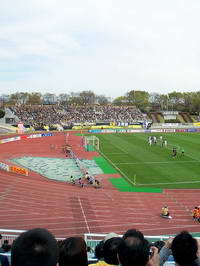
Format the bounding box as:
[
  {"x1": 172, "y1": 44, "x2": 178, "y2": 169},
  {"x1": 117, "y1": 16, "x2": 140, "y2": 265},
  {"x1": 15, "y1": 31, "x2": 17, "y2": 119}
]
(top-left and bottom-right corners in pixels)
[{"x1": 84, "y1": 136, "x2": 100, "y2": 150}]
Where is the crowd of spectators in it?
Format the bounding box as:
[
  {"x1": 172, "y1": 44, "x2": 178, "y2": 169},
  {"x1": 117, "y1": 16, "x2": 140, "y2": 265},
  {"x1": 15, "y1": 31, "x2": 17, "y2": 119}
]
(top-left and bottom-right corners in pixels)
[
  {"x1": 10, "y1": 105, "x2": 147, "y2": 127},
  {"x1": 1, "y1": 228, "x2": 200, "y2": 266}
]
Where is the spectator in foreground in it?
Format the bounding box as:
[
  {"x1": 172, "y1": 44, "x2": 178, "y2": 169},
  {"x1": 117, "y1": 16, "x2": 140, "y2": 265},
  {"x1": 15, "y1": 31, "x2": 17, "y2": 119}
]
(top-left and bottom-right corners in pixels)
[
  {"x1": 172, "y1": 231, "x2": 200, "y2": 266},
  {"x1": 11, "y1": 228, "x2": 58, "y2": 266},
  {"x1": 122, "y1": 228, "x2": 144, "y2": 241},
  {"x1": 89, "y1": 236, "x2": 122, "y2": 266},
  {"x1": 59, "y1": 237, "x2": 88, "y2": 266},
  {"x1": 118, "y1": 235, "x2": 159, "y2": 266},
  {"x1": 159, "y1": 231, "x2": 200, "y2": 266},
  {"x1": 0, "y1": 254, "x2": 9, "y2": 266},
  {"x1": 94, "y1": 240, "x2": 104, "y2": 261}
]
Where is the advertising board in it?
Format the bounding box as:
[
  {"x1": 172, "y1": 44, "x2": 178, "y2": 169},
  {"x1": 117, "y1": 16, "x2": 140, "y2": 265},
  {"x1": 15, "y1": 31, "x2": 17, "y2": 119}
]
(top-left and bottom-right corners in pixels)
[
  {"x1": 27, "y1": 134, "x2": 42, "y2": 139},
  {"x1": 41, "y1": 133, "x2": 53, "y2": 137},
  {"x1": 1, "y1": 136, "x2": 21, "y2": 143},
  {"x1": 9, "y1": 165, "x2": 28, "y2": 176}
]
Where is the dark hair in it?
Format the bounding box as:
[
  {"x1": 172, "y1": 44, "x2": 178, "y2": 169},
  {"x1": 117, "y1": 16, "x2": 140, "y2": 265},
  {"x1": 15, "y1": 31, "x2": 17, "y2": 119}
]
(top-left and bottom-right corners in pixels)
[
  {"x1": 122, "y1": 229, "x2": 144, "y2": 241},
  {"x1": 59, "y1": 237, "x2": 88, "y2": 266},
  {"x1": 103, "y1": 237, "x2": 122, "y2": 265},
  {"x1": 94, "y1": 240, "x2": 104, "y2": 260},
  {"x1": 171, "y1": 231, "x2": 198, "y2": 266},
  {"x1": 118, "y1": 237, "x2": 151, "y2": 266},
  {"x1": 2, "y1": 243, "x2": 12, "y2": 252},
  {"x1": 11, "y1": 228, "x2": 58, "y2": 266}
]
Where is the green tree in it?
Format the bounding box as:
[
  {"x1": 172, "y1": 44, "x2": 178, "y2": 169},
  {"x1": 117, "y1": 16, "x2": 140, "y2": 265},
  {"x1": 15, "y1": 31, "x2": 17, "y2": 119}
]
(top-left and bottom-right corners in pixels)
[
  {"x1": 96, "y1": 95, "x2": 109, "y2": 105},
  {"x1": 113, "y1": 96, "x2": 127, "y2": 105},
  {"x1": 0, "y1": 109, "x2": 5, "y2": 118},
  {"x1": 27, "y1": 92, "x2": 42, "y2": 105},
  {"x1": 9, "y1": 92, "x2": 29, "y2": 105},
  {"x1": 126, "y1": 90, "x2": 149, "y2": 111},
  {"x1": 79, "y1": 90, "x2": 96, "y2": 105}
]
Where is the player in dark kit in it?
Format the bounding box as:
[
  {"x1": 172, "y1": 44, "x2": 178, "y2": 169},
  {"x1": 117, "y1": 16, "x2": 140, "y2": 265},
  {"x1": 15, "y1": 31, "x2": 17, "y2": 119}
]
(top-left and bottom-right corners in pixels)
[{"x1": 172, "y1": 147, "x2": 177, "y2": 157}]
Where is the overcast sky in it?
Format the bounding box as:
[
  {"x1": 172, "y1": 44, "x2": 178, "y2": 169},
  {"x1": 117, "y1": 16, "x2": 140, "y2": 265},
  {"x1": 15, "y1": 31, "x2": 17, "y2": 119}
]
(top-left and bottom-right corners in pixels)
[{"x1": 0, "y1": 0, "x2": 200, "y2": 98}]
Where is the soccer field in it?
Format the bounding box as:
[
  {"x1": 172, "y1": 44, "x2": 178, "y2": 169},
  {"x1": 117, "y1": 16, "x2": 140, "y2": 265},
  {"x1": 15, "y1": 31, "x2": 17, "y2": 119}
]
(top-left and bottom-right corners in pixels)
[{"x1": 96, "y1": 132, "x2": 200, "y2": 189}]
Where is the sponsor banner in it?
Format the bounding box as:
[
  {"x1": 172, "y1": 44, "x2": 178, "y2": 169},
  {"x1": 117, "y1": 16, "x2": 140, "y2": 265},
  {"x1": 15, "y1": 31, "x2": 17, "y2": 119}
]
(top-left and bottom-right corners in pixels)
[
  {"x1": 9, "y1": 165, "x2": 28, "y2": 176},
  {"x1": 116, "y1": 129, "x2": 127, "y2": 133},
  {"x1": 41, "y1": 133, "x2": 53, "y2": 137},
  {"x1": 0, "y1": 162, "x2": 9, "y2": 171},
  {"x1": 101, "y1": 129, "x2": 116, "y2": 133},
  {"x1": 27, "y1": 134, "x2": 42, "y2": 139},
  {"x1": 160, "y1": 123, "x2": 179, "y2": 127},
  {"x1": 163, "y1": 129, "x2": 176, "y2": 133},
  {"x1": 193, "y1": 122, "x2": 200, "y2": 126},
  {"x1": 150, "y1": 129, "x2": 163, "y2": 133},
  {"x1": 1, "y1": 136, "x2": 21, "y2": 143},
  {"x1": 88, "y1": 130, "x2": 102, "y2": 133},
  {"x1": 176, "y1": 129, "x2": 187, "y2": 132},
  {"x1": 127, "y1": 129, "x2": 144, "y2": 133},
  {"x1": 187, "y1": 128, "x2": 197, "y2": 132},
  {"x1": 196, "y1": 128, "x2": 200, "y2": 132}
]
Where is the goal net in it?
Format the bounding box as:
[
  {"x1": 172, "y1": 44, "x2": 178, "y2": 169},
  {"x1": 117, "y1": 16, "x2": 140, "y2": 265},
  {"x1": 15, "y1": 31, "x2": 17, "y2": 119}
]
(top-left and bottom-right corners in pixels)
[{"x1": 84, "y1": 136, "x2": 100, "y2": 151}]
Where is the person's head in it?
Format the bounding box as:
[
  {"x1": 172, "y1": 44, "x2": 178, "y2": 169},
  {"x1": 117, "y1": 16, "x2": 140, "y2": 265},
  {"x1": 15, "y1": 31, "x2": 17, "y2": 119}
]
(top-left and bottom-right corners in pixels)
[
  {"x1": 122, "y1": 229, "x2": 144, "y2": 241},
  {"x1": 171, "y1": 231, "x2": 198, "y2": 266},
  {"x1": 11, "y1": 228, "x2": 58, "y2": 266},
  {"x1": 103, "y1": 237, "x2": 122, "y2": 265},
  {"x1": 94, "y1": 240, "x2": 104, "y2": 260},
  {"x1": 59, "y1": 237, "x2": 88, "y2": 266},
  {"x1": 2, "y1": 243, "x2": 11, "y2": 252},
  {"x1": 118, "y1": 236, "x2": 151, "y2": 266}
]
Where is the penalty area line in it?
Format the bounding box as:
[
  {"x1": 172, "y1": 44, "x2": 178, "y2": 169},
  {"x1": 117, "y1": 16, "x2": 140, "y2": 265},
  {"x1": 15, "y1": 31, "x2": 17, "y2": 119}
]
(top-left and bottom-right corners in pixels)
[
  {"x1": 98, "y1": 149, "x2": 135, "y2": 187},
  {"x1": 115, "y1": 160, "x2": 197, "y2": 165},
  {"x1": 138, "y1": 180, "x2": 200, "y2": 186}
]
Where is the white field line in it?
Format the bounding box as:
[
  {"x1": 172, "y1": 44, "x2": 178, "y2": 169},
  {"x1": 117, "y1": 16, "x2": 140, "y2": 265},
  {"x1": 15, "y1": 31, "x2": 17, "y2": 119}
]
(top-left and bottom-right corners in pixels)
[
  {"x1": 104, "y1": 152, "x2": 128, "y2": 155},
  {"x1": 115, "y1": 161, "x2": 197, "y2": 165},
  {"x1": 138, "y1": 180, "x2": 200, "y2": 186},
  {"x1": 78, "y1": 197, "x2": 91, "y2": 234},
  {"x1": 98, "y1": 149, "x2": 135, "y2": 186}
]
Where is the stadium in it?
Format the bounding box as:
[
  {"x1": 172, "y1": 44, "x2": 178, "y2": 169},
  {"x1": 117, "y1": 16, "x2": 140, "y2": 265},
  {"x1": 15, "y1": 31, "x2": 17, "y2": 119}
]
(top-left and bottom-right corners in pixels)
[{"x1": 1, "y1": 103, "x2": 200, "y2": 265}]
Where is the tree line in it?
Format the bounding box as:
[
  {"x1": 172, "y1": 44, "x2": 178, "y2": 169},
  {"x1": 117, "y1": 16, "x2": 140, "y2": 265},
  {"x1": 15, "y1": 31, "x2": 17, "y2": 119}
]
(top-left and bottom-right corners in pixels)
[{"x1": 1, "y1": 90, "x2": 200, "y2": 113}]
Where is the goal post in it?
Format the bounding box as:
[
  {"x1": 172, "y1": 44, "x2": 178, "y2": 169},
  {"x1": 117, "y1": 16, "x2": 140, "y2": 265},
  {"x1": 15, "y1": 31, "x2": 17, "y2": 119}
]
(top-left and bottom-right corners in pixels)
[{"x1": 84, "y1": 136, "x2": 100, "y2": 151}]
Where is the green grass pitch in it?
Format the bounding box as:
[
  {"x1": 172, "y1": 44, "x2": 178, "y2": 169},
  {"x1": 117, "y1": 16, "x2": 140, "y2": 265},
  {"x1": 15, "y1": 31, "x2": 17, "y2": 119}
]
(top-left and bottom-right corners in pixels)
[{"x1": 95, "y1": 132, "x2": 200, "y2": 189}]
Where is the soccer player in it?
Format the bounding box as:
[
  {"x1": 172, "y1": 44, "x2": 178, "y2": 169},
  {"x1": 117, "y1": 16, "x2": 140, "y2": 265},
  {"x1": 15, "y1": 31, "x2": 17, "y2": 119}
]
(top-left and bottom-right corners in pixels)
[
  {"x1": 192, "y1": 207, "x2": 198, "y2": 221},
  {"x1": 78, "y1": 178, "x2": 84, "y2": 188},
  {"x1": 70, "y1": 175, "x2": 75, "y2": 185},
  {"x1": 172, "y1": 147, "x2": 177, "y2": 157},
  {"x1": 161, "y1": 206, "x2": 171, "y2": 218},
  {"x1": 164, "y1": 139, "x2": 167, "y2": 147}
]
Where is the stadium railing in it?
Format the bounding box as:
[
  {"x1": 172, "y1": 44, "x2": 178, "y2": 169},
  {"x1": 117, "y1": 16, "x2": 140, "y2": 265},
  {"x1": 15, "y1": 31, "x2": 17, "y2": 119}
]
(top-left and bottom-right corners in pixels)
[
  {"x1": 84, "y1": 233, "x2": 176, "y2": 249},
  {"x1": 0, "y1": 229, "x2": 64, "y2": 244}
]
